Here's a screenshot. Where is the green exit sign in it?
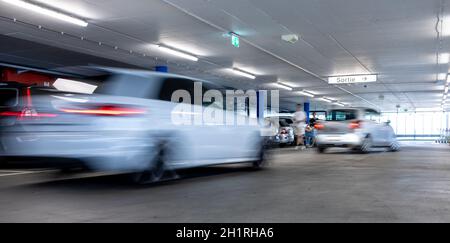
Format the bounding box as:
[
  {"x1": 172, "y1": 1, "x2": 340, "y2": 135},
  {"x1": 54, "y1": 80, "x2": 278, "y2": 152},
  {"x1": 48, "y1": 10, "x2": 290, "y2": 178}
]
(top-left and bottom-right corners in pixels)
[{"x1": 231, "y1": 34, "x2": 240, "y2": 48}]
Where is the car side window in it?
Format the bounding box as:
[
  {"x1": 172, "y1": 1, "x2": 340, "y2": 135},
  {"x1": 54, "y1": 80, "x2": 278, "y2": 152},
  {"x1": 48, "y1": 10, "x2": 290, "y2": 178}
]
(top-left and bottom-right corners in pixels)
[
  {"x1": 159, "y1": 78, "x2": 195, "y2": 103},
  {"x1": 364, "y1": 109, "x2": 381, "y2": 123}
]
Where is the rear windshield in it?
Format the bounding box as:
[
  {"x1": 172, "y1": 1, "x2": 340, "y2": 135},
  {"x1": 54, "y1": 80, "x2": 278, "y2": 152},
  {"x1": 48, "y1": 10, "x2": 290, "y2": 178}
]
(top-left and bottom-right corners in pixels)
[
  {"x1": 326, "y1": 110, "x2": 357, "y2": 121},
  {"x1": 279, "y1": 118, "x2": 293, "y2": 127},
  {"x1": 29, "y1": 88, "x2": 91, "y2": 113},
  {"x1": 95, "y1": 74, "x2": 161, "y2": 99},
  {"x1": 0, "y1": 88, "x2": 18, "y2": 107}
]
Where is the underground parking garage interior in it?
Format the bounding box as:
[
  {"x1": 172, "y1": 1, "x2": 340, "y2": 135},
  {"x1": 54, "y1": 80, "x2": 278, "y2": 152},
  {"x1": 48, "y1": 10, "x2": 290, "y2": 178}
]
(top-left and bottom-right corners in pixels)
[{"x1": 1, "y1": 0, "x2": 450, "y2": 228}]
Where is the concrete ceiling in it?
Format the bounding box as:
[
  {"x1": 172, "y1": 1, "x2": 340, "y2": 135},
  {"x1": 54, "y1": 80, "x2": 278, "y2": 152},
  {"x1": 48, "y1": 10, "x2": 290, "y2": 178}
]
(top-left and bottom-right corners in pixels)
[{"x1": 0, "y1": 0, "x2": 449, "y2": 112}]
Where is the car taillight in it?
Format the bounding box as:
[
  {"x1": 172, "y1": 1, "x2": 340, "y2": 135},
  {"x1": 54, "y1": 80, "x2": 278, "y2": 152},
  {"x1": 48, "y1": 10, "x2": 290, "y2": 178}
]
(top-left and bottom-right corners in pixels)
[
  {"x1": 60, "y1": 105, "x2": 146, "y2": 117},
  {"x1": 0, "y1": 87, "x2": 57, "y2": 120},
  {"x1": 314, "y1": 123, "x2": 325, "y2": 130},
  {"x1": 0, "y1": 108, "x2": 58, "y2": 120},
  {"x1": 349, "y1": 121, "x2": 362, "y2": 130}
]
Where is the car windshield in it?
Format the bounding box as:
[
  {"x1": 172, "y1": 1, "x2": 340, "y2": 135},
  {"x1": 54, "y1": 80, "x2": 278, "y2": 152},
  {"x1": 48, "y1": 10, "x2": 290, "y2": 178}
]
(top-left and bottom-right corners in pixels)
[
  {"x1": 0, "y1": 88, "x2": 19, "y2": 107},
  {"x1": 326, "y1": 110, "x2": 357, "y2": 121}
]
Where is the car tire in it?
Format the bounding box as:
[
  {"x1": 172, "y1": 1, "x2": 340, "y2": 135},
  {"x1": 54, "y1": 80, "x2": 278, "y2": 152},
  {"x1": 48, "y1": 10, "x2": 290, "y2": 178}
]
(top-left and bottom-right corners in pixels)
[
  {"x1": 359, "y1": 135, "x2": 373, "y2": 154},
  {"x1": 388, "y1": 140, "x2": 400, "y2": 152},
  {"x1": 317, "y1": 146, "x2": 327, "y2": 153},
  {"x1": 130, "y1": 144, "x2": 166, "y2": 184},
  {"x1": 252, "y1": 145, "x2": 266, "y2": 170}
]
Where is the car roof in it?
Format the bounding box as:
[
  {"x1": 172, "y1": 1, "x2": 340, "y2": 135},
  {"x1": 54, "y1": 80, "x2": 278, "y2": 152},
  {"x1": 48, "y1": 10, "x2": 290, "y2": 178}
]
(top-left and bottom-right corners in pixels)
[
  {"x1": 90, "y1": 66, "x2": 223, "y2": 88},
  {"x1": 328, "y1": 107, "x2": 381, "y2": 113}
]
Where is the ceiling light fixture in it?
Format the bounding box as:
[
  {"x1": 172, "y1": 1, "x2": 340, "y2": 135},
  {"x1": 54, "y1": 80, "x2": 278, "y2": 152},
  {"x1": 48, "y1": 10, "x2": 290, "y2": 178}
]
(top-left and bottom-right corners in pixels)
[
  {"x1": 230, "y1": 68, "x2": 256, "y2": 80},
  {"x1": 440, "y1": 53, "x2": 450, "y2": 64},
  {"x1": 2, "y1": 0, "x2": 88, "y2": 27},
  {"x1": 156, "y1": 45, "x2": 198, "y2": 61},
  {"x1": 334, "y1": 102, "x2": 345, "y2": 107},
  {"x1": 444, "y1": 19, "x2": 450, "y2": 37},
  {"x1": 274, "y1": 82, "x2": 293, "y2": 91},
  {"x1": 445, "y1": 86, "x2": 449, "y2": 94},
  {"x1": 297, "y1": 90, "x2": 315, "y2": 98},
  {"x1": 439, "y1": 73, "x2": 448, "y2": 80},
  {"x1": 319, "y1": 97, "x2": 333, "y2": 103}
]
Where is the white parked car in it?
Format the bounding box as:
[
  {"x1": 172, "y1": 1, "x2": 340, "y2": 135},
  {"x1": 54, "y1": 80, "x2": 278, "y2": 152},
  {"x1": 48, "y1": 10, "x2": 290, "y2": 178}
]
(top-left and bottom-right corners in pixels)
[
  {"x1": 0, "y1": 68, "x2": 265, "y2": 183},
  {"x1": 262, "y1": 115, "x2": 295, "y2": 147},
  {"x1": 315, "y1": 108, "x2": 399, "y2": 153}
]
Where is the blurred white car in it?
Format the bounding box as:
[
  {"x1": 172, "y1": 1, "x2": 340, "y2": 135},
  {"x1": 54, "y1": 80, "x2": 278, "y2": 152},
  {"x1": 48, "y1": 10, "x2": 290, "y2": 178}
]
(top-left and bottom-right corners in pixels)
[
  {"x1": 315, "y1": 108, "x2": 399, "y2": 153},
  {"x1": 0, "y1": 68, "x2": 265, "y2": 183}
]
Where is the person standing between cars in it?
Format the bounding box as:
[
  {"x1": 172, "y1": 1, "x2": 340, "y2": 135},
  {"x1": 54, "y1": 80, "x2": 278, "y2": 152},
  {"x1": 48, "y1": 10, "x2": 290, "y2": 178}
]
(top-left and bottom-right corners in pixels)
[
  {"x1": 294, "y1": 104, "x2": 307, "y2": 150},
  {"x1": 305, "y1": 122, "x2": 314, "y2": 148},
  {"x1": 308, "y1": 112, "x2": 319, "y2": 147}
]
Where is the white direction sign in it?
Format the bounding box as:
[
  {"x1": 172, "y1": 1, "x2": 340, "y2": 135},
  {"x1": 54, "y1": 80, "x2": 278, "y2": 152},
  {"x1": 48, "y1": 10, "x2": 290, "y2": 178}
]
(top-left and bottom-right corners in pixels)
[{"x1": 328, "y1": 75, "x2": 377, "y2": 84}]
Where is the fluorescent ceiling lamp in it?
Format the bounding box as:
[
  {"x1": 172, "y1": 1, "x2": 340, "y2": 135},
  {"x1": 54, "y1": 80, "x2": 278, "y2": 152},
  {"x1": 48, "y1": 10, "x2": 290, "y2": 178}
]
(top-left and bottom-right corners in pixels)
[
  {"x1": 297, "y1": 90, "x2": 315, "y2": 98},
  {"x1": 156, "y1": 45, "x2": 198, "y2": 61},
  {"x1": 444, "y1": 19, "x2": 450, "y2": 37},
  {"x1": 230, "y1": 68, "x2": 256, "y2": 80},
  {"x1": 334, "y1": 102, "x2": 345, "y2": 107},
  {"x1": 439, "y1": 73, "x2": 448, "y2": 80},
  {"x1": 2, "y1": 0, "x2": 88, "y2": 27},
  {"x1": 440, "y1": 53, "x2": 450, "y2": 64},
  {"x1": 319, "y1": 97, "x2": 333, "y2": 103},
  {"x1": 445, "y1": 86, "x2": 449, "y2": 94},
  {"x1": 53, "y1": 78, "x2": 97, "y2": 94},
  {"x1": 274, "y1": 82, "x2": 293, "y2": 91},
  {"x1": 416, "y1": 107, "x2": 445, "y2": 112}
]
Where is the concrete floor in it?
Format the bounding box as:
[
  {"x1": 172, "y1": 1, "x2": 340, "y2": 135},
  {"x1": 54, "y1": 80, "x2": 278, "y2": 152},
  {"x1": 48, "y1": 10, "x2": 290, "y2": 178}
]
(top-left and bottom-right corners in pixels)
[{"x1": 1, "y1": 143, "x2": 450, "y2": 222}]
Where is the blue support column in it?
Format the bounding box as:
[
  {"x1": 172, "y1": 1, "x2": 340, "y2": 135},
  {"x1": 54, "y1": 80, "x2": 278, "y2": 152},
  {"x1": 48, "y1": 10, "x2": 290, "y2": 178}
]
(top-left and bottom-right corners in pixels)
[
  {"x1": 304, "y1": 102, "x2": 310, "y2": 123},
  {"x1": 155, "y1": 66, "x2": 168, "y2": 73}
]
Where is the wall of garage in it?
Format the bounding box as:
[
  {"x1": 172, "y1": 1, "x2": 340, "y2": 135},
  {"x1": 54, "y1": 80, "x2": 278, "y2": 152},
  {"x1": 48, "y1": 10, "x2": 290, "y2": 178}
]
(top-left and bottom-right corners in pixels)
[
  {"x1": 382, "y1": 112, "x2": 450, "y2": 140},
  {"x1": 0, "y1": 68, "x2": 55, "y2": 86}
]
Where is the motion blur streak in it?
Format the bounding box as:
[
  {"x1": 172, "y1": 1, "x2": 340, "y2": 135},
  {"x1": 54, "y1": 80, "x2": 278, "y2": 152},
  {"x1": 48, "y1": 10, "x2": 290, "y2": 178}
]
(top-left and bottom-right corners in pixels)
[
  {"x1": 59, "y1": 106, "x2": 146, "y2": 116},
  {"x1": 0, "y1": 67, "x2": 265, "y2": 184}
]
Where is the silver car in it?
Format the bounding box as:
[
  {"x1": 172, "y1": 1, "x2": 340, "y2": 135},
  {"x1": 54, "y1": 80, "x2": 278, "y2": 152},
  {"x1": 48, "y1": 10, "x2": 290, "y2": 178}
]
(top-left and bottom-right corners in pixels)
[
  {"x1": 263, "y1": 115, "x2": 295, "y2": 147},
  {"x1": 315, "y1": 108, "x2": 399, "y2": 153}
]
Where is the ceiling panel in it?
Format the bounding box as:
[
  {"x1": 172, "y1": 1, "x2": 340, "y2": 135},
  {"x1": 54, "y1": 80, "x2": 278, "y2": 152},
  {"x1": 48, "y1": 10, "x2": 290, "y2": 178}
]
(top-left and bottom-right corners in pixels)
[{"x1": 0, "y1": 0, "x2": 448, "y2": 111}]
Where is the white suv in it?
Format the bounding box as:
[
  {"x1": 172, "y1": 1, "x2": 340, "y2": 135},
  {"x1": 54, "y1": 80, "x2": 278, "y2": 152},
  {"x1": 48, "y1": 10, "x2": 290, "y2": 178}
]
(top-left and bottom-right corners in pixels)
[
  {"x1": 0, "y1": 68, "x2": 265, "y2": 183},
  {"x1": 315, "y1": 108, "x2": 399, "y2": 153}
]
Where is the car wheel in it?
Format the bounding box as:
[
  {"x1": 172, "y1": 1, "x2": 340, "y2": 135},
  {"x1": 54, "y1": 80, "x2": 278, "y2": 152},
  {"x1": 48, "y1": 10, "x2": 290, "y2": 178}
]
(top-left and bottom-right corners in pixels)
[
  {"x1": 388, "y1": 140, "x2": 400, "y2": 152},
  {"x1": 360, "y1": 136, "x2": 373, "y2": 154},
  {"x1": 317, "y1": 146, "x2": 327, "y2": 153},
  {"x1": 252, "y1": 145, "x2": 266, "y2": 170},
  {"x1": 130, "y1": 144, "x2": 166, "y2": 184}
]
